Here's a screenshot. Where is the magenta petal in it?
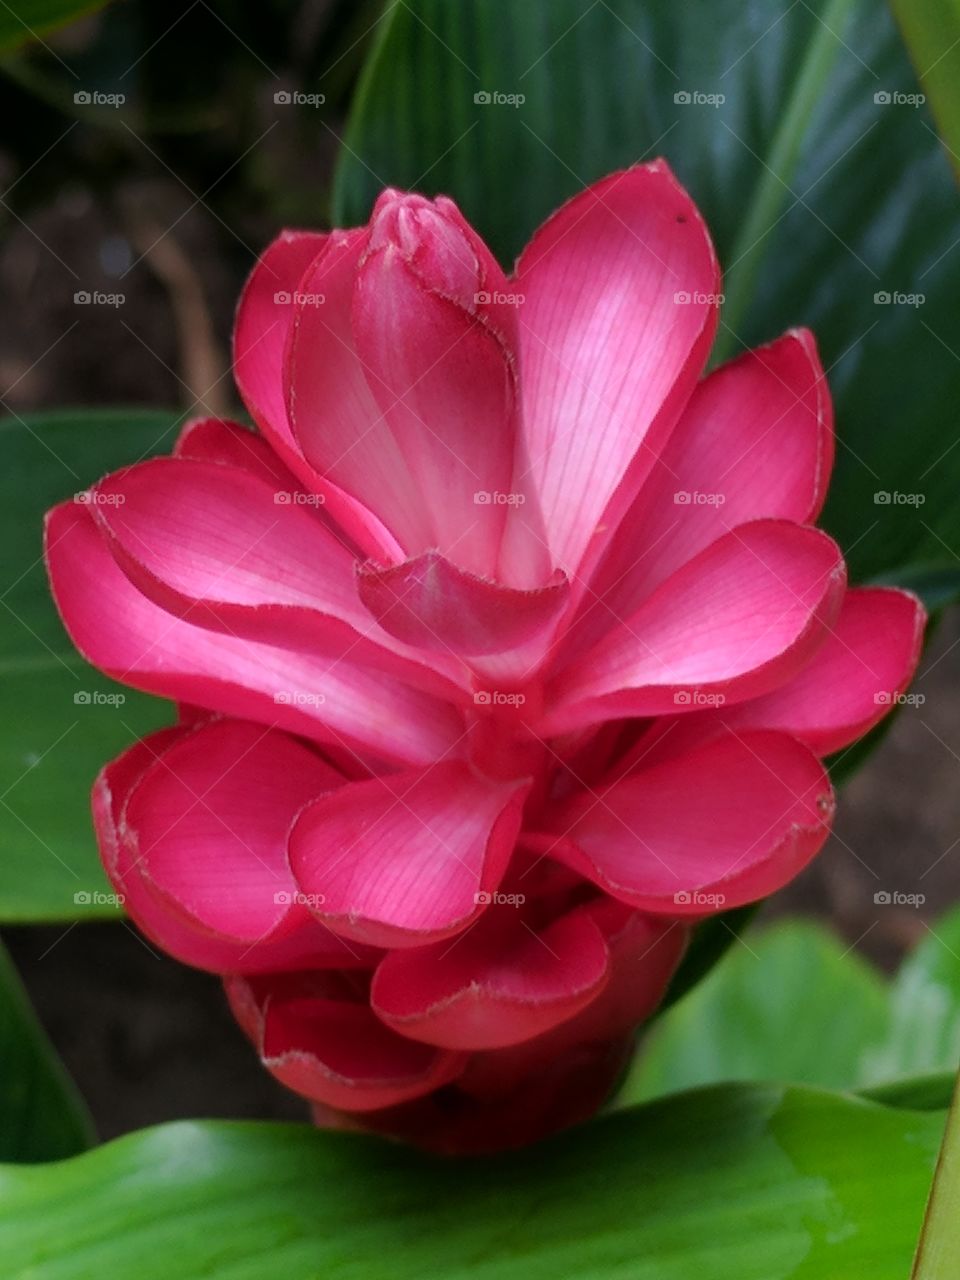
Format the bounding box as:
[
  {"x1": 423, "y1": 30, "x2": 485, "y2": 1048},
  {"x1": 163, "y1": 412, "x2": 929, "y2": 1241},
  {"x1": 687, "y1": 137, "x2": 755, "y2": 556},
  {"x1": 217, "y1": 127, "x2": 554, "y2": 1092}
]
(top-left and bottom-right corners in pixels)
[
  {"x1": 515, "y1": 160, "x2": 719, "y2": 578},
  {"x1": 357, "y1": 551, "x2": 568, "y2": 656},
  {"x1": 234, "y1": 229, "x2": 327, "y2": 448},
  {"x1": 174, "y1": 417, "x2": 302, "y2": 490},
  {"x1": 288, "y1": 763, "x2": 530, "y2": 948},
  {"x1": 92, "y1": 457, "x2": 364, "y2": 627},
  {"x1": 234, "y1": 229, "x2": 399, "y2": 559},
  {"x1": 232, "y1": 975, "x2": 464, "y2": 1112},
  {"x1": 45, "y1": 502, "x2": 462, "y2": 765},
  {"x1": 96, "y1": 726, "x2": 369, "y2": 973},
  {"x1": 545, "y1": 520, "x2": 846, "y2": 732},
  {"x1": 93, "y1": 457, "x2": 470, "y2": 703},
  {"x1": 124, "y1": 720, "x2": 338, "y2": 941},
  {"x1": 569, "y1": 329, "x2": 834, "y2": 658},
  {"x1": 370, "y1": 904, "x2": 609, "y2": 1050},
  {"x1": 710, "y1": 586, "x2": 926, "y2": 755},
  {"x1": 286, "y1": 229, "x2": 432, "y2": 556},
  {"x1": 541, "y1": 730, "x2": 834, "y2": 913},
  {"x1": 352, "y1": 192, "x2": 523, "y2": 578}
]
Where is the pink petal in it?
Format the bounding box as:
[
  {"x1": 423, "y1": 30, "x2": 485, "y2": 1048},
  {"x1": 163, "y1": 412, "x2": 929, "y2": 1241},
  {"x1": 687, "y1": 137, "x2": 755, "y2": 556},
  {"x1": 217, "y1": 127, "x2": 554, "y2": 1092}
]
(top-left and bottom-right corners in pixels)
[
  {"x1": 357, "y1": 551, "x2": 568, "y2": 656},
  {"x1": 451, "y1": 900, "x2": 685, "y2": 1077},
  {"x1": 288, "y1": 763, "x2": 530, "y2": 948},
  {"x1": 96, "y1": 457, "x2": 470, "y2": 702},
  {"x1": 514, "y1": 161, "x2": 719, "y2": 578},
  {"x1": 286, "y1": 229, "x2": 433, "y2": 556},
  {"x1": 538, "y1": 730, "x2": 834, "y2": 913},
  {"x1": 234, "y1": 230, "x2": 400, "y2": 559},
  {"x1": 125, "y1": 721, "x2": 335, "y2": 940},
  {"x1": 568, "y1": 330, "x2": 834, "y2": 658},
  {"x1": 93, "y1": 457, "x2": 362, "y2": 625},
  {"x1": 544, "y1": 520, "x2": 846, "y2": 733},
  {"x1": 232, "y1": 974, "x2": 465, "y2": 1112},
  {"x1": 551, "y1": 900, "x2": 687, "y2": 1043},
  {"x1": 637, "y1": 586, "x2": 926, "y2": 762},
  {"x1": 370, "y1": 904, "x2": 610, "y2": 1049},
  {"x1": 723, "y1": 586, "x2": 926, "y2": 754},
  {"x1": 349, "y1": 191, "x2": 524, "y2": 579},
  {"x1": 45, "y1": 502, "x2": 463, "y2": 765},
  {"x1": 174, "y1": 417, "x2": 300, "y2": 489},
  {"x1": 95, "y1": 726, "x2": 369, "y2": 973}
]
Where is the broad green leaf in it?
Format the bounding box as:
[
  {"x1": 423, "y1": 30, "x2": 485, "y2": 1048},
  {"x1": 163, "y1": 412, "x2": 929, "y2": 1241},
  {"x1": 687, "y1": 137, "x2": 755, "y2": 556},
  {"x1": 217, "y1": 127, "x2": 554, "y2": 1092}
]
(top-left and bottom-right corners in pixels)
[
  {"x1": 623, "y1": 920, "x2": 889, "y2": 1104},
  {"x1": 334, "y1": 0, "x2": 960, "y2": 604},
  {"x1": 0, "y1": 410, "x2": 179, "y2": 922},
  {"x1": 0, "y1": 1, "x2": 108, "y2": 53},
  {"x1": 0, "y1": 938, "x2": 93, "y2": 1162},
  {"x1": 891, "y1": 0, "x2": 960, "y2": 182},
  {"x1": 0, "y1": 1086, "x2": 944, "y2": 1279}
]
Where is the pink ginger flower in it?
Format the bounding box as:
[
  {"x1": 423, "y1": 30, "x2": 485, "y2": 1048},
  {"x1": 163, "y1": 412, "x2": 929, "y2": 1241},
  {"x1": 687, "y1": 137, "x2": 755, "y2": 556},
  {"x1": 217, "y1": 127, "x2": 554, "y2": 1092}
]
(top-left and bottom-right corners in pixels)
[{"x1": 45, "y1": 162, "x2": 924, "y2": 1153}]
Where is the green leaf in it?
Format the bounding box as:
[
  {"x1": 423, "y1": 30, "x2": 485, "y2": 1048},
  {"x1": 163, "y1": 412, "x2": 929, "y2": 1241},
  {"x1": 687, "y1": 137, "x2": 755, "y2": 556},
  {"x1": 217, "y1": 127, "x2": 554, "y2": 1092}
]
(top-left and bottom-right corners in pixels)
[
  {"x1": 0, "y1": 938, "x2": 93, "y2": 1162},
  {"x1": 334, "y1": 0, "x2": 960, "y2": 604},
  {"x1": 0, "y1": 409, "x2": 179, "y2": 922},
  {"x1": 862, "y1": 907, "x2": 960, "y2": 1082},
  {"x1": 0, "y1": 1, "x2": 109, "y2": 53},
  {"x1": 623, "y1": 920, "x2": 889, "y2": 1104},
  {"x1": 861, "y1": 1072, "x2": 957, "y2": 1111},
  {"x1": 0, "y1": 1087, "x2": 944, "y2": 1278},
  {"x1": 890, "y1": 0, "x2": 960, "y2": 182},
  {"x1": 622, "y1": 909, "x2": 960, "y2": 1109}
]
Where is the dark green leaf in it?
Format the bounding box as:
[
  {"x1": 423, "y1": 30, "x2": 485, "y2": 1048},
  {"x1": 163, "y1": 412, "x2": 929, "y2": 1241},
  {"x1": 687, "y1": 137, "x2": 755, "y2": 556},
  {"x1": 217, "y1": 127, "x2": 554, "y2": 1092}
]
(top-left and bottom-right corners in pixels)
[
  {"x1": 0, "y1": 409, "x2": 179, "y2": 922},
  {"x1": 890, "y1": 0, "x2": 960, "y2": 182},
  {"x1": 0, "y1": 938, "x2": 93, "y2": 1161}
]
